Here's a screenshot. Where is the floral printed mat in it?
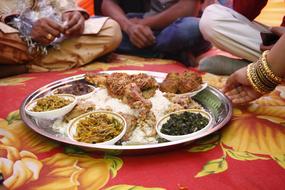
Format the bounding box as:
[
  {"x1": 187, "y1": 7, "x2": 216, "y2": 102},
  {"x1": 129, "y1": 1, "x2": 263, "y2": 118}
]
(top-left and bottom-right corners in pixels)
[{"x1": 0, "y1": 54, "x2": 285, "y2": 190}]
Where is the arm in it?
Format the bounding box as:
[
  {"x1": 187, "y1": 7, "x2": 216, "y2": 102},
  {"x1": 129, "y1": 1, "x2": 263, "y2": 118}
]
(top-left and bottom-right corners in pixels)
[
  {"x1": 101, "y1": 0, "x2": 155, "y2": 48},
  {"x1": 140, "y1": 0, "x2": 201, "y2": 30},
  {"x1": 56, "y1": 0, "x2": 88, "y2": 37},
  {"x1": 267, "y1": 34, "x2": 285, "y2": 78},
  {"x1": 222, "y1": 34, "x2": 285, "y2": 104},
  {"x1": 101, "y1": 0, "x2": 132, "y2": 33}
]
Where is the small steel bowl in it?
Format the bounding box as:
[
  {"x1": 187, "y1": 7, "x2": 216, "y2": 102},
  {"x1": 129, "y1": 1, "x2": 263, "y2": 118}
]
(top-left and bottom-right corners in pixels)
[
  {"x1": 67, "y1": 111, "x2": 127, "y2": 145},
  {"x1": 156, "y1": 109, "x2": 213, "y2": 142},
  {"x1": 25, "y1": 94, "x2": 77, "y2": 120}
]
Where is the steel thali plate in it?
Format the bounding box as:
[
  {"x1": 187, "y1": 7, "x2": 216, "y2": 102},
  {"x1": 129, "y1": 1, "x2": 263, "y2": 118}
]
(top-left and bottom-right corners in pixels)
[{"x1": 20, "y1": 70, "x2": 232, "y2": 155}]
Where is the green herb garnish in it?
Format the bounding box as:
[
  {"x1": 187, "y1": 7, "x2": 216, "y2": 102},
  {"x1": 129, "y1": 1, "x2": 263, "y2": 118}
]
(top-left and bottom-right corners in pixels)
[{"x1": 161, "y1": 111, "x2": 209, "y2": 136}]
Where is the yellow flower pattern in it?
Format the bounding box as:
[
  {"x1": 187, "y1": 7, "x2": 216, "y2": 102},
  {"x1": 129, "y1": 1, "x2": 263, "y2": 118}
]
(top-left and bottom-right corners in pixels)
[
  {"x1": 190, "y1": 84, "x2": 285, "y2": 177},
  {"x1": 0, "y1": 112, "x2": 124, "y2": 190},
  {"x1": 0, "y1": 54, "x2": 285, "y2": 188},
  {"x1": 0, "y1": 77, "x2": 34, "y2": 86},
  {"x1": 81, "y1": 54, "x2": 176, "y2": 71}
]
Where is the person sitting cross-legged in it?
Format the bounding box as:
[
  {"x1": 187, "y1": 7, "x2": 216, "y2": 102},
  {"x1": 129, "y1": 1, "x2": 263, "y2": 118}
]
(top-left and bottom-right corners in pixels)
[
  {"x1": 199, "y1": 0, "x2": 285, "y2": 75},
  {"x1": 100, "y1": 0, "x2": 212, "y2": 67},
  {"x1": 0, "y1": 0, "x2": 122, "y2": 78}
]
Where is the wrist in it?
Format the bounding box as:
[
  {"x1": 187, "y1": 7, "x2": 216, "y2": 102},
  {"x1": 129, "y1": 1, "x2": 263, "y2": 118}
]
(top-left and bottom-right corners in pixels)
[
  {"x1": 122, "y1": 21, "x2": 133, "y2": 34},
  {"x1": 246, "y1": 51, "x2": 283, "y2": 95}
]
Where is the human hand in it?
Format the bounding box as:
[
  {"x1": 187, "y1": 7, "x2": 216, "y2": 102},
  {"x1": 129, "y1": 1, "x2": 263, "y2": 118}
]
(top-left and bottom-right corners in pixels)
[
  {"x1": 271, "y1": 26, "x2": 285, "y2": 36},
  {"x1": 260, "y1": 27, "x2": 285, "y2": 51},
  {"x1": 126, "y1": 24, "x2": 155, "y2": 48},
  {"x1": 222, "y1": 67, "x2": 262, "y2": 104},
  {"x1": 129, "y1": 17, "x2": 141, "y2": 24},
  {"x1": 31, "y1": 18, "x2": 64, "y2": 45},
  {"x1": 62, "y1": 11, "x2": 85, "y2": 37}
]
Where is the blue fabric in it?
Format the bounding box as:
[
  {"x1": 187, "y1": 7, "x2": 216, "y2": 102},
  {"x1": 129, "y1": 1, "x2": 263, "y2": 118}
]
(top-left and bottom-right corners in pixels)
[{"x1": 116, "y1": 13, "x2": 211, "y2": 66}]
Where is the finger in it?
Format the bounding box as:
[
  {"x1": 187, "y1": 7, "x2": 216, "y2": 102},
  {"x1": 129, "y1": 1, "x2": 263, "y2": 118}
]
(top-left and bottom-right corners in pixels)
[
  {"x1": 227, "y1": 91, "x2": 248, "y2": 101},
  {"x1": 46, "y1": 19, "x2": 64, "y2": 33},
  {"x1": 260, "y1": 44, "x2": 274, "y2": 51},
  {"x1": 65, "y1": 17, "x2": 84, "y2": 36},
  {"x1": 222, "y1": 74, "x2": 237, "y2": 93},
  {"x1": 132, "y1": 30, "x2": 149, "y2": 46},
  {"x1": 140, "y1": 27, "x2": 155, "y2": 44},
  {"x1": 271, "y1": 27, "x2": 285, "y2": 36},
  {"x1": 39, "y1": 35, "x2": 52, "y2": 45},
  {"x1": 66, "y1": 12, "x2": 81, "y2": 30},
  {"x1": 43, "y1": 24, "x2": 61, "y2": 38},
  {"x1": 232, "y1": 95, "x2": 253, "y2": 105},
  {"x1": 130, "y1": 36, "x2": 145, "y2": 48},
  {"x1": 62, "y1": 12, "x2": 70, "y2": 22}
]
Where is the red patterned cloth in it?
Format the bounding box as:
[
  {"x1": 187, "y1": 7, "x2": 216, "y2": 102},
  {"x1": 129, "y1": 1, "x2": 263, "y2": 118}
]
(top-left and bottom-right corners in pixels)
[{"x1": 0, "y1": 55, "x2": 285, "y2": 190}]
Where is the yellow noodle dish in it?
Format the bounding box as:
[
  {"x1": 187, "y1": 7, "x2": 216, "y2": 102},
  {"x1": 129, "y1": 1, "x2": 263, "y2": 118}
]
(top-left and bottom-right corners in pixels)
[{"x1": 73, "y1": 112, "x2": 125, "y2": 144}]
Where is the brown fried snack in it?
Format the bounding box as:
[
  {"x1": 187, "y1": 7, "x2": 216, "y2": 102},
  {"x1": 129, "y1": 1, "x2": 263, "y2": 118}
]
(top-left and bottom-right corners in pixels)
[
  {"x1": 119, "y1": 113, "x2": 138, "y2": 141},
  {"x1": 130, "y1": 73, "x2": 158, "y2": 99},
  {"x1": 159, "y1": 72, "x2": 180, "y2": 93},
  {"x1": 106, "y1": 73, "x2": 130, "y2": 98},
  {"x1": 85, "y1": 73, "x2": 108, "y2": 87},
  {"x1": 64, "y1": 102, "x2": 96, "y2": 123},
  {"x1": 177, "y1": 71, "x2": 202, "y2": 93}
]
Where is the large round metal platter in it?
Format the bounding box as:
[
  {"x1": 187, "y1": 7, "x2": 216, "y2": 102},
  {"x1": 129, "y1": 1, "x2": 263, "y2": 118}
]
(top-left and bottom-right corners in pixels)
[{"x1": 20, "y1": 70, "x2": 232, "y2": 155}]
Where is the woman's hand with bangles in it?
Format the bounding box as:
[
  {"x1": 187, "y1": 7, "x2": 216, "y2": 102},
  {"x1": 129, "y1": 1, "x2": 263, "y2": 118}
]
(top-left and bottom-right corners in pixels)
[{"x1": 222, "y1": 67, "x2": 262, "y2": 104}]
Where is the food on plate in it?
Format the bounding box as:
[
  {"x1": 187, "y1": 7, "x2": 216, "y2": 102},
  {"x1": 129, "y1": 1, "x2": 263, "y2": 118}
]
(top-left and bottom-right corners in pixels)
[
  {"x1": 45, "y1": 72, "x2": 210, "y2": 145},
  {"x1": 85, "y1": 73, "x2": 108, "y2": 87},
  {"x1": 160, "y1": 71, "x2": 203, "y2": 94},
  {"x1": 178, "y1": 71, "x2": 202, "y2": 93},
  {"x1": 32, "y1": 95, "x2": 72, "y2": 112},
  {"x1": 54, "y1": 82, "x2": 93, "y2": 96},
  {"x1": 164, "y1": 93, "x2": 202, "y2": 113},
  {"x1": 159, "y1": 72, "x2": 180, "y2": 93},
  {"x1": 74, "y1": 113, "x2": 124, "y2": 144},
  {"x1": 119, "y1": 113, "x2": 138, "y2": 141},
  {"x1": 122, "y1": 83, "x2": 152, "y2": 113},
  {"x1": 130, "y1": 73, "x2": 158, "y2": 98},
  {"x1": 85, "y1": 72, "x2": 158, "y2": 99},
  {"x1": 105, "y1": 73, "x2": 129, "y2": 98},
  {"x1": 85, "y1": 72, "x2": 158, "y2": 121},
  {"x1": 160, "y1": 111, "x2": 209, "y2": 136},
  {"x1": 63, "y1": 101, "x2": 96, "y2": 123}
]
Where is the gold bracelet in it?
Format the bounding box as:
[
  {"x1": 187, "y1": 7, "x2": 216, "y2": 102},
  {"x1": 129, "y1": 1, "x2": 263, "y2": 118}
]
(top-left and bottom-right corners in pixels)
[
  {"x1": 247, "y1": 64, "x2": 267, "y2": 94},
  {"x1": 255, "y1": 60, "x2": 278, "y2": 91},
  {"x1": 250, "y1": 64, "x2": 270, "y2": 93},
  {"x1": 261, "y1": 51, "x2": 283, "y2": 84},
  {"x1": 256, "y1": 59, "x2": 279, "y2": 86}
]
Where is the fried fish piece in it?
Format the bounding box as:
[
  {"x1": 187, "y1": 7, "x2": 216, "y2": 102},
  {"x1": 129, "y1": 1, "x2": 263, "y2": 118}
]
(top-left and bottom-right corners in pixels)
[
  {"x1": 130, "y1": 73, "x2": 158, "y2": 99},
  {"x1": 178, "y1": 71, "x2": 202, "y2": 93},
  {"x1": 131, "y1": 73, "x2": 158, "y2": 90},
  {"x1": 106, "y1": 73, "x2": 130, "y2": 98},
  {"x1": 85, "y1": 73, "x2": 108, "y2": 87},
  {"x1": 119, "y1": 113, "x2": 138, "y2": 141},
  {"x1": 64, "y1": 101, "x2": 96, "y2": 123},
  {"x1": 159, "y1": 72, "x2": 180, "y2": 93}
]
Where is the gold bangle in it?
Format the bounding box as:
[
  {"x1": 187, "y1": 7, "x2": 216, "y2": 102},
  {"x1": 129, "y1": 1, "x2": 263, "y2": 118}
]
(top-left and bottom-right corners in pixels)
[
  {"x1": 255, "y1": 61, "x2": 278, "y2": 90},
  {"x1": 261, "y1": 51, "x2": 283, "y2": 84},
  {"x1": 250, "y1": 65, "x2": 269, "y2": 94},
  {"x1": 256, "y1": 59, "x2": 279, "y2": 86},
  {"x1": 247, "y1": 64, "x2": 267, "y2": 94}
]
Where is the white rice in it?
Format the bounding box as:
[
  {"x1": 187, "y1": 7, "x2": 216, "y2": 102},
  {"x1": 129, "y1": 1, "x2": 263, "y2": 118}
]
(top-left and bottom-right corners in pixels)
[
  {"x1": 150, "y1": 90, "x2": 170, "y2": 120},
  {"x1": 88, "y1": 89, "x2": 136, "y2": 116},
  {"x1": 122, "y1": 126, "x2": 158, "y2": 145},
  {"x1": 52, "y1": 119, "x2": 69, "y2": 136},
  {"x1": 51, "y1": 88, "x2": 180, "y2": 145}
]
